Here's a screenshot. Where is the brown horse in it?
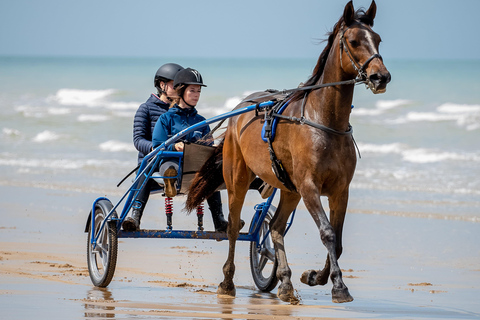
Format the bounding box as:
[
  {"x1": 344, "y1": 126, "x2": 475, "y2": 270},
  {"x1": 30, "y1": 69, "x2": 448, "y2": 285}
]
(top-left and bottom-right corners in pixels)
[{"x1": 186, "y1": 0, "x2": 390, "y2": 304}]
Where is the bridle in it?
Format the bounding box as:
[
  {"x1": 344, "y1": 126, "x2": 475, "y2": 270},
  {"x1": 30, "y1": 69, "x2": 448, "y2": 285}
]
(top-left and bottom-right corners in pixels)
[
  {"x1": 237, "y1": 20, "x2": 385, "y2": 139},
  {"x1": 339, "y1": 23, "x2": 383, "y2": 81}
]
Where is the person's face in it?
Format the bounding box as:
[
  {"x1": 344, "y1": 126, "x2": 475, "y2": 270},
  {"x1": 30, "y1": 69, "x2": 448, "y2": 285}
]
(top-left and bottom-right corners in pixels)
[
  {"x1": 161, "y1": 80, "x2": 178, "y2": 98},
  {"x1": 183, "y1": 85, "x2": 201, "y2": 107}
]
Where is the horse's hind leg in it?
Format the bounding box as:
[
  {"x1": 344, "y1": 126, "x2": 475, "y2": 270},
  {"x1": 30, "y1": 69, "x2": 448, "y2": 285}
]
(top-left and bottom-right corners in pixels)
[
  {"x1": 270, "y1": 191, "x2": 301, "y2": 304},
  {"x1": 301, "y1": 189, "x2": 353, "y2": 303}
]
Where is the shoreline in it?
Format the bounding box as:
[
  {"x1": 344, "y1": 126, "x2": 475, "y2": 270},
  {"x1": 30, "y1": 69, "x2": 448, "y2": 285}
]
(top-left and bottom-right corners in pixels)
[{"x1": 1, "y1": 184, "x2": 479, "y2": 319}]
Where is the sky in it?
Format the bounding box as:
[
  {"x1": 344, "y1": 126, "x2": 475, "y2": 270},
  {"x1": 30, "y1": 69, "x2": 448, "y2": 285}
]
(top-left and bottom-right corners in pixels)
[{"x1": 0, "y1": 0, "x2": 479, "y2": 60}]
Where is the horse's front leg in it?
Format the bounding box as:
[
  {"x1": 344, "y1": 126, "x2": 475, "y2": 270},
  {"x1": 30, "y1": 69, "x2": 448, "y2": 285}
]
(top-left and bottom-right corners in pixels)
[
  {"x1": 301, "y1": 189, "x2": 353, "y2": 303},
  {"x1": 270, "y1": 191, "x2": 301, "y2": 304},
  {"x1": 301, "y1": 191, "x2": 348, "y2": 288},
  {"x1": 217, "y1": 136, "x2": 251, "y2": 297}
]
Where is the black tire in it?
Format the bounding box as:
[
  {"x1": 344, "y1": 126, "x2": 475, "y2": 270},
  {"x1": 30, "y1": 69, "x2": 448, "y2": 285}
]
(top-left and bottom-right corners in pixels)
[
  {"x1": 249, "y1": 205, "x2": 279, "y2": 292},
  {"x1": 87, "y1": 199, "x2": 118, "y2": 287}
]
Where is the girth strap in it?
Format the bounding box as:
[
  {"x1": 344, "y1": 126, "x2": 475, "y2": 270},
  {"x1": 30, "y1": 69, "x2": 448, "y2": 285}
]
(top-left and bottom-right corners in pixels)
[{"x1": 266, "y1": 137, "x2": 296, "y2": 192}]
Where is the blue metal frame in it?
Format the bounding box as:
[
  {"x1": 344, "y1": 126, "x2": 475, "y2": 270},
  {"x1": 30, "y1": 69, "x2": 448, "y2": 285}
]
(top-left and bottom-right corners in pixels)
[{"x1": 88, "y1": 100, "x2": 296, "y2": 247}]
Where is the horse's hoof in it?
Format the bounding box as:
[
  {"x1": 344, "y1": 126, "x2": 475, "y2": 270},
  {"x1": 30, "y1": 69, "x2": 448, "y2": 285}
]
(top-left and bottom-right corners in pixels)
[
  {"x1": 300, "y1": 270, "x2": 319, "y2": 286},
  {"x1": 332, "y1": 287, "x2": 354, "y2": 303},
  {"x1": 277, "y1": 284, "x2": 299, "y2": 305},
  {"x1": 217, "y1": 282, "x2": 236, "y2": 297}
]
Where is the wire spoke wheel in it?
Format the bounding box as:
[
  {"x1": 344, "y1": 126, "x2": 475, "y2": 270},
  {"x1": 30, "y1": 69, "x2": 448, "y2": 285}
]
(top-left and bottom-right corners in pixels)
[
  {"x1": 249, "y1": 205, "x2": 278, "y2": 292},
  {"x1": 87, "y1": 199, "x2": 118, "y2": 287}
]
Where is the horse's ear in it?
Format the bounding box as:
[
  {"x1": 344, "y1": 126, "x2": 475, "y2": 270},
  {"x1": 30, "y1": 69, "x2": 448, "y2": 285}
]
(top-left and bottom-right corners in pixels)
[
  {"x1": 365, "y1": 0, "x2": 377, "y2": 26},
  {"x1": 343, "y1": 1, "x2": 355, "y2": 26}
]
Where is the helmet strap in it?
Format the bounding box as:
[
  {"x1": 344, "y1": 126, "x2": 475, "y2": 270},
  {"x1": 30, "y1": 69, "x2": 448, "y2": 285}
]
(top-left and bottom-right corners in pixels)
[{"x1": 181, "y1": 97, "x2": 196, "y2": 108}]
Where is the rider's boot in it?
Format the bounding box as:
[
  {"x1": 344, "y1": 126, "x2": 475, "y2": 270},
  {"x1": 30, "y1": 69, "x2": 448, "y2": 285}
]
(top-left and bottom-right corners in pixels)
[
  {"x1": 122, "y1": 201, "x2": 144, "y2": 231},
  {"x1": 207, "y1": 191, "x2": 244, "y2": 232},
  {"x1": 163, "y1": 166, "x2": 178, "y2": 198}
]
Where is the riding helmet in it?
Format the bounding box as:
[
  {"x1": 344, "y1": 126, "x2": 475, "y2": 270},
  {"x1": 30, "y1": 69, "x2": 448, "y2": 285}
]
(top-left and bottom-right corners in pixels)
[
  {"x1": 173, "y1": 68, "x2": 207, "y2": 89},
  {"x1": 154, "y1": 63, "x2": 184, "y2": 87}
]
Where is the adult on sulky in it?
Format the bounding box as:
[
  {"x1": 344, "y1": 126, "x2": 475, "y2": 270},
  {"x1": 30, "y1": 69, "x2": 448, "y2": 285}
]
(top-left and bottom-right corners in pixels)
[
  {"x1": 122, "y1": 63, "x2": 184, "y2": 232},
  {"x1": 152, "y1": 67, "x2": 230, "y2": 232}
]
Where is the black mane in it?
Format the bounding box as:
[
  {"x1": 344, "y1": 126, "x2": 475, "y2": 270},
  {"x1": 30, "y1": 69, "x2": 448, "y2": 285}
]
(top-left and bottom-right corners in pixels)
[{"x1": 291, "y1": 8, "x2": 370, "y2": 102}]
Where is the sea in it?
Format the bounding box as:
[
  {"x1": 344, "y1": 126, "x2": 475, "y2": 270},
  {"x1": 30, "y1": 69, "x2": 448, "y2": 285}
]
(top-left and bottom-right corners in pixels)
[{"x1": 1, "y1": 56, "x2": 479, "y2": 223}]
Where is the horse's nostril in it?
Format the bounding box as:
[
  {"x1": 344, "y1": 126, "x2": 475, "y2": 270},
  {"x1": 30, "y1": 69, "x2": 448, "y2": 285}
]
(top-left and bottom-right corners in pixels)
[
  {"x1": 369, "y1": 72, "x2": 391, "y2": 84},
  {"x1": 369, "y1": 74, "x2": 380, "y2": 82}
]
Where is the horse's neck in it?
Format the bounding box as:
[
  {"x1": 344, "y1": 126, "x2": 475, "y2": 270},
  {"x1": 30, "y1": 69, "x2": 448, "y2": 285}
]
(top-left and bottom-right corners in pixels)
[{"x1": 305, "y1": 46, "x2": 354, "y2": 132}]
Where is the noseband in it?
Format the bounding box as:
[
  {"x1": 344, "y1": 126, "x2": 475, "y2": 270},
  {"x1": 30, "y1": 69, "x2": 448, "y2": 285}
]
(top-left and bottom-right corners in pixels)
[{"x1": 339, "y1": 24, "x2": 382, "y2": 80}]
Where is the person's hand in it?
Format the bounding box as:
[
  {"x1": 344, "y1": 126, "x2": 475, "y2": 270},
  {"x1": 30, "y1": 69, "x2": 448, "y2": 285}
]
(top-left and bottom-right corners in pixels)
[{"x1": 174, "y1": 142, "x2": 184, "y2": 152}]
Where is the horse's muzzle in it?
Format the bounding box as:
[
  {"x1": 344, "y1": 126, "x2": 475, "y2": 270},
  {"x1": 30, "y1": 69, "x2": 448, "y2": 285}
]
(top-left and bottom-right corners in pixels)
[{"x1": 368, "y1": 71, "x2": 391, "y2": 94}]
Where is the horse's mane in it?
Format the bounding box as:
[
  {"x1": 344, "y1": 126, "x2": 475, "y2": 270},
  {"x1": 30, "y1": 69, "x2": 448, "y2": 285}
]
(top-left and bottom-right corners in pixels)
[{"x1": 291, "y1": 8, "x2": 371, "y2": 102}]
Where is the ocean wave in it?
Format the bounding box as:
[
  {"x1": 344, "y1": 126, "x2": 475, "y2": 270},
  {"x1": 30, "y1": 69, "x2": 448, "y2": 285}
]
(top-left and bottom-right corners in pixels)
[
  {"x1": 49, "y1": 88, "x2": 115, "y2": 107},
  {"x1": 99, "y1": 140, "x2": 136, "y2": 152},
  {"x1": 354, "y1": 99, "x2": 411, "y2": 116},
  {"x1": 33, "y1": 130, "x2": 61, "y2": 142},
  {"x1": 0, "y1": 155, "x2": 131, "y2": 170},
  {"x1": 357, "y1": 142, "x2": 480, "y2": 163},
  {"x1": 77, "y1": 114, "x2": 110, "y2": 122},
  {"x1": 47, "y1": 88, "x2": 139, "y2": 110},
  {"x1": 208, "y1": 91, "x2": 256, "y2": 116},
  {"x1": 389, "y1": 102, "x2": 480, "y2": 130},
  {"x1": 48, "y1": 107, "x2": 71, "y2": 115},
  {"x1": 2, "y1": 128, "x2": 21, "y2": 136}
]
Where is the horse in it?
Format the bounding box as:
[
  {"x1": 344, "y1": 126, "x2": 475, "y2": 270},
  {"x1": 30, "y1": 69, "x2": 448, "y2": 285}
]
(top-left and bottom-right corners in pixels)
[{"x1": 186, "y1": 0, "x2": 391, "y2": 304}]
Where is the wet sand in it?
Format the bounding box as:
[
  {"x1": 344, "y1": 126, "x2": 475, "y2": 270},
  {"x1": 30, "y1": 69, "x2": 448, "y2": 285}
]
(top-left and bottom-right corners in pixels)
[{"x1": 1, "y1": 185, "x2": 479, "y2": 319}]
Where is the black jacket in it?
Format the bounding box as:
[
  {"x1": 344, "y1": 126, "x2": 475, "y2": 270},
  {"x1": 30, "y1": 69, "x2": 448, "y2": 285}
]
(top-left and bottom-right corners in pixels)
[{"x1": 133, "y1": 94, "x2": 169, "y2": 164}]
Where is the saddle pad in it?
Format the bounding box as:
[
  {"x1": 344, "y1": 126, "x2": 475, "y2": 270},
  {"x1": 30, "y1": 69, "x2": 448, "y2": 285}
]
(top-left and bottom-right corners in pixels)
[{"x1": 261, "y1": 100, "x2": 291, "y2": 142}]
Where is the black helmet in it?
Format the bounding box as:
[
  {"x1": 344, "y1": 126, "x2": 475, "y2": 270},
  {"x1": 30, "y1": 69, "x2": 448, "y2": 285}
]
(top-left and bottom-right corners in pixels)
[
  {"x1": 173, "y1": 68, "x2": 207, "y2": 89},
  {"x1": 154, "y1": 63, "x2": 184, "y2": 87}
]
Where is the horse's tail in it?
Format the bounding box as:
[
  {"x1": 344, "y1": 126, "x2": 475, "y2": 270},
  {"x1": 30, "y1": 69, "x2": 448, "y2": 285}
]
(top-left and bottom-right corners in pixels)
[{"x1": 185, "y1": 139, "x2": 225, "y2": 212}]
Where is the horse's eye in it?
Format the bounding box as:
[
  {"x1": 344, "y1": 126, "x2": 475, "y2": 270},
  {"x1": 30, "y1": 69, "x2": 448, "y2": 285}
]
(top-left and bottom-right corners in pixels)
[{"x1": 349, "y1": 40, "x2": 359, "y2": 48}]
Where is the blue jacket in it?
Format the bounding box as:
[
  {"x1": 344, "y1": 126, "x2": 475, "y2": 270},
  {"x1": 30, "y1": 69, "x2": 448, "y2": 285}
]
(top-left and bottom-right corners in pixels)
[
  {"x1": 152, "y1": 106, "x2": 210, "y2": 151},
  {"x1": 133, "y1": 94, "x2": 170, "y2": 164}
]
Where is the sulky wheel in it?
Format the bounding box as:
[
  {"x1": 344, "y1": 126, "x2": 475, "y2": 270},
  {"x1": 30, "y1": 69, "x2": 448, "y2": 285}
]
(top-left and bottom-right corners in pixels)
[
  {"x1": 87, "y1": 199, "x2": 118, "y2": 287},
  {"x1": 249, "y1": 205, "x2": 279, "y2": 292}
]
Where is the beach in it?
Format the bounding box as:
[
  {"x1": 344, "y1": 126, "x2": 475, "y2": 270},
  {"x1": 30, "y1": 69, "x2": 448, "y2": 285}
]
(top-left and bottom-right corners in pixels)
[
  {"x1": 1, "y1": 184, "x2": 479, "y2": 319},
  {"x1": 1, "y1": 56, "x2": 480, "y2": 319}
]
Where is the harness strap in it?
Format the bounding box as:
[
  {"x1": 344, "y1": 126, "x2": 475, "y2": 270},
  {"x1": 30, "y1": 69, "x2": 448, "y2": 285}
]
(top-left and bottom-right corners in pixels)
[
  {"x1": 267, "y1": 137, "x2": 297, "y2": 192},
  {"x1": 273, "y1": 113, "x2": 353, "y2": 136}
]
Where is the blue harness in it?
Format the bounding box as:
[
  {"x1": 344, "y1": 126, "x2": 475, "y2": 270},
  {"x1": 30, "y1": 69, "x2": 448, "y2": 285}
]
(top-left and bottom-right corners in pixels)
[{"x1": 261, "y1": 99, "x2": 291, "y2": 142}]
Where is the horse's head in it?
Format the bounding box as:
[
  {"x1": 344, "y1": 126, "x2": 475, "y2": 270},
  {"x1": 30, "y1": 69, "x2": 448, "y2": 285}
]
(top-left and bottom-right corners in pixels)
[{"x1": 339, "y1": 0, "x2": 391, "y2": 94}]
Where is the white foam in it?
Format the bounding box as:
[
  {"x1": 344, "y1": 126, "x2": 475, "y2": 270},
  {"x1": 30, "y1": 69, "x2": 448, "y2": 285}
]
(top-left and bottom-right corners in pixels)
[
  {"x1": 437, "y1": 103, "x2": 480, "y2": 114},
  {"x1": 33, "y1": 130, "x2": 60, "y2": 142},
  {"x1": 2, "y1": 128, "x2": 20, "y2": 136},
  {"x1": 0, "y1": 156, "x2": 130, "y2": 170},
  {"x1": 15, "y1": 105, "x2": 44, "y2": 118},
  {"x1": 104, "y1": 101, "x2": 139, "y2": 110},
  {"x1": 99, "y1": 140, "x2": 136, "y2": 152},
  {"x1": 376, "y1": 99, "x2": 411, "y2": 110},
  {"x1": 389, "y1": 102, "x2": 480, "y2": 130},
  {"x1": 402, "y1": 148, "x2": 480, "y2": 163},
  {"x1": 357, "y1": 142, "x2": 404, "y2": 154},
  {"x1": 49, "y1": 88, "x2": 116, "y2": 107},
  {"x1": 77, "y1": 114, "x2": 110, "y2": 122},
  {"x1": 358, "y1": 142, "x2": 480, "y2": 163},
  {"x1": 48, "y1": 107, "x2": 71, "y2": 115},
  {"x1": 355, "y1": 99, "x2": 411, "y2": 116}
]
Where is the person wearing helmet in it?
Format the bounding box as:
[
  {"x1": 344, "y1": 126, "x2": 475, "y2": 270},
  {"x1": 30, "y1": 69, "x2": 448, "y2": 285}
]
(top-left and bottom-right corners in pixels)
[
  {"x1": 122, "y1": 63, "x2": 184, "y2": 232},
  {"x1": 152, "y1": 68, "x2": 229, "y2": 232}
]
